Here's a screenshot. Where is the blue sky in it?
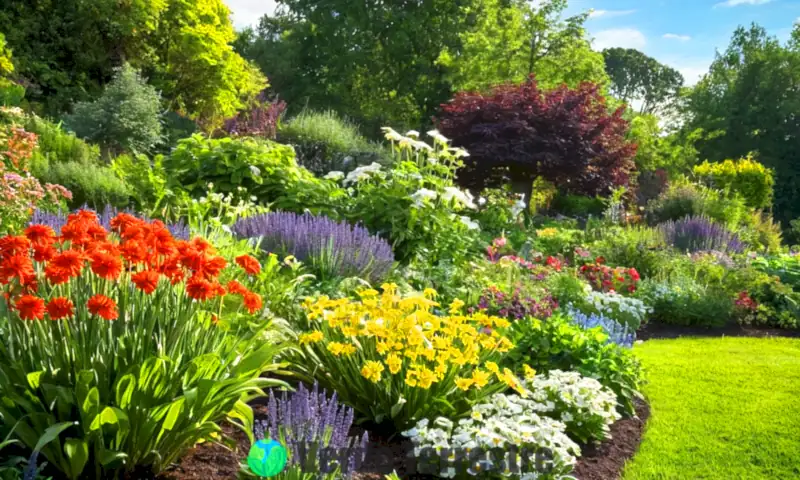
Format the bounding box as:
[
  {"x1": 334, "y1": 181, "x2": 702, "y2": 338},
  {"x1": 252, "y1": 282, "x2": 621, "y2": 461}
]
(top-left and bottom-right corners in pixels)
[{"x1": 226, "y1": 0, "x2": 800, "y2": 85}]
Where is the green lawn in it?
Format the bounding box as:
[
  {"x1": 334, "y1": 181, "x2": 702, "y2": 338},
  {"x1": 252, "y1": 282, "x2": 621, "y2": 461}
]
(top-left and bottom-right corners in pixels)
[{"x1": 623, "y1": 337, "x2": 800, "y2": 479}]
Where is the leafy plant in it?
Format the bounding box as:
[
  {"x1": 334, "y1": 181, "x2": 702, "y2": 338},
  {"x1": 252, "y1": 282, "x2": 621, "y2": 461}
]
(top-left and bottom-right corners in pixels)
[
  {"x1": 33, "y1": 160, "x2": 130, "y2": 209},
  {"x1": 693, "y1": 155, "x2": 774, "y2": 209},
  {"x1": 0, "y1": 211, "x2": 288, "y2": 478},
  {"x1": 635, "y1": 277, "x2": 732, "y2": 327},
  {"x1": 223, "y1": 91, "x2": 286, "y2": 140},
  {"x1": 659, "y1": 215, "x2": 745, "y2": 254}
]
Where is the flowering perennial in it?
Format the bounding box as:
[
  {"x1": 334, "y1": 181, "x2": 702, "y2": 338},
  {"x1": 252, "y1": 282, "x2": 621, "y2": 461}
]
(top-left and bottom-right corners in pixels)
[{"x1": 579, "y1": 262, "x2": 641, "y2": 293}]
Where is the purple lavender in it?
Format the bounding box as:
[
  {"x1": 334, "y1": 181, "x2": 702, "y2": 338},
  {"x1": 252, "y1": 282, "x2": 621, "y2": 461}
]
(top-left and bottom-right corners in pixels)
[
  {"x1": 257, "y1": 383, "x2": 368, "y2": 478},
  {"x1": 658, "y1": 215, "x2": 744, "y2": 254},
  {"x1": 471, "y1": 286, "x2": 558, "y2": 320},
  {"x1": 567, "y1": 308, "x2": 635, "y2": 348},
  {"x1": 233, "y1": 212, "x2": 394, "y2": 283},
  {"x1": 29, "y1": 205, "x2": 190, "y2": 240}
]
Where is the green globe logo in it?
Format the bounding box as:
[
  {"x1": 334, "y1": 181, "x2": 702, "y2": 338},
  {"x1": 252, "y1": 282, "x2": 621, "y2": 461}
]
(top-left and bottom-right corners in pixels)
[{"x1": 247, "y1": 439, "x2": 288, "y2": 477}]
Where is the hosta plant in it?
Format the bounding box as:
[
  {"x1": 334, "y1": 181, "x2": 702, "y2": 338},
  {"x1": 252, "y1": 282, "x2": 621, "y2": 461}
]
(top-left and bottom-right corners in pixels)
[
  {"x1": 297, "y1": 285, "x2": 525, "y2": 430},
  {"x1": 402, "y1": 392, "x2": 579, "y2": 479},
  {"x1": 0, "y1": 211, "x2": 288, "y2": 479},
  {"x1": 524, "y1": 370, "x2": 621, "y2": 444}
]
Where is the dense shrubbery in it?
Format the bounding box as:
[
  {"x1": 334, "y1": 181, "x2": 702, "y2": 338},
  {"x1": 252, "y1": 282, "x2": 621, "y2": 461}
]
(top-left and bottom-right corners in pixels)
[{"x1": 693, "y1": 155, "x2": 774, "y2": 209}]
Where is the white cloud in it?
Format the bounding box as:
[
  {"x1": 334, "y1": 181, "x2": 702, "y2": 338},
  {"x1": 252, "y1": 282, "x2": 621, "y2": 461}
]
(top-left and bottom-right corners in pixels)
[
  {"x1": 592, "y1": 29, "x2": 647, "y2": 50},
  {"x1": 227, "y1": 0, "x2": 278, "y2": 28},
  {"x1": 663, "y1": 33, "x2": 691, "y2": 41},
  {"x1": 714, "y1": 0, "x2": 771, "y2": 8},
  {"x1": 588, "y1": 9, "x2": 637, "y2": 19}
]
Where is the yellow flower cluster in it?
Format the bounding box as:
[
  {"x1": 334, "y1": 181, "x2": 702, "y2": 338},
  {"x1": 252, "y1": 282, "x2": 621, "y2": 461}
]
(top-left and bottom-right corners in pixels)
[
  {"x1": 299, "y1": 284, "x2": 520, "y2": 393},
  {"x1": 536, "y1": 227, "x2": 559, "y2": 238}
]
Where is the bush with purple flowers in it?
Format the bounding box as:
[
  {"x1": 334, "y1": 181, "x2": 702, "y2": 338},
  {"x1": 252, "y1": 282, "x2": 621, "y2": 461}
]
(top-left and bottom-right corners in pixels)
[
  {"x1": 471, "y1": 286, "x2": 558, "y2": 321},
  {"x1": 233, "y1": 212, "x2": 394, "y2": 284},
  {"x1": 255, "y1": 383, "x2": 369, "y2": 479},
  {"x1": 659, "y1": 215, "x2": 745, "y2": 254}
]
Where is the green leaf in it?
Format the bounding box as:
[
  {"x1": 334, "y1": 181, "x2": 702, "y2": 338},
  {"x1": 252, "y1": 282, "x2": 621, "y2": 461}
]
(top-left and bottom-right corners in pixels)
[
  {"x1": 26, "y1": 371, "x2": 44, "y2": 390},
  {"x1": 161, "y1": 398, "x2": 185, "y2": 431},
  {"x1": 63, "y1": 438, "x2": 89, "y2": 477},
  {"x1": 33, "y1": 422, "x2": 73, "y2": 453}
]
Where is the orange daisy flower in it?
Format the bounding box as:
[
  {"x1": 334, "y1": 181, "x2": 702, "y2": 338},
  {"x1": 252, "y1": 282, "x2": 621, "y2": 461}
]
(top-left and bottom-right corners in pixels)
[
  {"x1": 131, "y1": 270, "x2": 160, "y2": 294},
  {"x1": 235, "y1": 255, "x2": 261, "y2": 276},
  {"x1": 33, "y1": 244, "x2": 56, "y2": 263},
  {"x1": 0, "y1": 236, "x2": 31, "y2": 259},
  {"x1": 46, "y1": 297, "x2": 74, "y2": 320},
  {"x1": 87, "y1": 294, "x2": 118, "y2": 320},
  {"x1": 0, "y1": 254, "x2": 35, "y2": 283},
  {"x1": 226, "y1": 280, "x2": 248, "y2": 296},
  {"x1": 186, "y1": 277, "x2": 217, "y2": 301},
  {"x1": 243, "y1": 291, "x2": 263, "y2": 314},
  {"x1": 24, "y1": 225, "x2": 56, "y2": 247},
  {"x1": 50, "y1": 250, "x2": 85, "y2": 277},
  {"x1": 15, "y1": 295, "x2": 45, "y2": 320},
  {"x1": 90, "y1": 252, "x2": 123, "y2": 280}
]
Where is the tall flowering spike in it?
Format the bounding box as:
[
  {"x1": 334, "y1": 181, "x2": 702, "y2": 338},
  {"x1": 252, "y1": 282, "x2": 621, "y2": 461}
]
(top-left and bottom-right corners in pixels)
[
  {"x1": 232, "y1": 212, "x2": 394, "y2": 283},
  {"x1": 658, "y1": 215, "x2": 744, "y2": 254},
  {"x1": 567, "y1": 308, "x2": 635, "y2": 348}
]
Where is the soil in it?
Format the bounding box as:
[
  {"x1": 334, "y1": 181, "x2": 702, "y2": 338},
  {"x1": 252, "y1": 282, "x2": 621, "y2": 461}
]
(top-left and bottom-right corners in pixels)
[
  {"x1": 637, "y1": 321, "x2": 800, "y2": 341},
  {"x1": 155, "y1": 400, "x2": 650, "y2": 480}
]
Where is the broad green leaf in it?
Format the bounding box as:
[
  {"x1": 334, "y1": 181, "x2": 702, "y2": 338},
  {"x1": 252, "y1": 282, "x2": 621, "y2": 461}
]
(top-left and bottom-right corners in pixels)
[{"x1": 63, "y1": 438, "x2": 88, "y2": 477}]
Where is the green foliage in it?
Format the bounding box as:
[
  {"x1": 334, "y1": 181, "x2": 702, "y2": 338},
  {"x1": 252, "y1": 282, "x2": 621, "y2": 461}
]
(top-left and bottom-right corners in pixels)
[
  {"x1": 66, "y1": 64, "x2": 162, "y2": 156},
  {"x1": 164, "y1": 134, "x2": 344, "y2": 215},
  {"x1": 0, "y1": 32, "x2": 24, "y2": 107},
  {"x1": 602, "y1": 48, "x2": 684, "y2": 115},
  {"x1": 278, "y1": 110, "x2": 387, "y2": 175},
  {"x1": 693, "y1": 155, "x2": 774, "y2": 209},
  {"x1": 110, "y1": 153, "x2": 169, "y2": 212},
  {"x1": 645, "y1": 181, "x2": 750, "y2": 230},
  {"x1": 587, "y1": 225, "x2": 668, "y2": 278},
  {"x1": 738, "y1": 211, "x2": 783, "y2": 253},
  {"x1": 549, "y1": 193, "x2": 605, "y2": 217},
  {"x1": 19, "y1": 115, "x2": 100, "y2": 165},
  {"x1": 627, "y1": 114, "x2": 701, "y2": 175},
  {"x1": 728, "y1": 267, "x2": 800, "y2": 329},
  {"x1": 505, "y1": 314, "x2": 644, "y2": 416},
  {"x1": 34, "y1": 160, "x2": 130, "y2": 208},
  {"x1": 636, "y1": 277, "x2": 732, "y2": 327}
]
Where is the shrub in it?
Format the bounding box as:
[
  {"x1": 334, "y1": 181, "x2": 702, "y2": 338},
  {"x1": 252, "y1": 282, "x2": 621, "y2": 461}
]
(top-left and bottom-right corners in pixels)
[
  {"x1": 635, "y1": 277, "x2": 732, "y2": 327},
  {"x1": 164, "y1": 134, "x2": 344, "y2": 216},
  {"x1": 645, "y1": 181, "x2": 750, "y2": 229},
  {"x1": 278, "y1": 110, "x2": 387, "y2": 176},
  {"x1": 66, "y1": 64, "x2": 163, "y2": 156},
  {"x1": 728, "y1": 268, "x2": 800, "y2": 329},
  {"x1": 532, "y1": 226, "x2": 586, "y2": 256},
  {"x1": 587, "y1": 225, "x2": 669, "y2": 278},
  {"x1": 20, "y1": 114, "x2": 100, "y2": 165},
  {"x1": 523, "y1": 370, "x2": 621, "y2": 444},
  {"x1": 0, "y1": 211, "x2": 287, "y2": 478},
  {"x1": 578, "y1": 261, "x2": 641, "y2": 294},
  {"x1": 34, "y1": 160, "x2": 131, "y2": 209},
  {"x1": 437, "y1": 75, "x2": 637, "y2": 198},
  {"x1": 110, "y1": 153, "x2": 169, "y2": 212},
  {"x1": 297, "y1": 286, "x2": 523, "y2": 431},
  {"x1": 659, "y1": 215, "x2": 745, "y2": 254},
  {"x1": 403, "y1": 393, "x2": 579, "y2": 479},
  {"x1": 505, "y1": 314, "x2": 644, "y2": 416},
  {"x1": 549, "y1": 193, "x2": 606, "y2": 218},
  {"x1": 472, "y1": 285, "x2": 558, "y2": 320},
  {"x1": 222, "y1": 91, "x2": 286, "y2": 140},
  {"x1": 693, "y1": 155, "x2": 774, "y2": 209},
  {"x1": 738, "y1": 211, "x2": 783, "y2": 253},
  {"x1": 233, "y1": 212, "x2": 394, "y2": 284},
  {"x1": 255, "y1": 383, "x2": 369, "y2": 479}
]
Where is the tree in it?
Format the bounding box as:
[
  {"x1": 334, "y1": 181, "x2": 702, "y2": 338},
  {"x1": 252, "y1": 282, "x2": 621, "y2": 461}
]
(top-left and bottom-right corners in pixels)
[
  {"x1": 0, "y1": 32, "x2": 24, "y2": 106},
  {"x1": 684, "y1": 24, "x2": 800, "y2": 225},
  {"x1": 437, "y1": 76, "x2": 637, "y2": 206},
  {"x1": 603, "y1": 48, "x2": 684, "y2": 115},
  {"x1": 0, "y1": 0, "x2": 264, "y2": 128},
  {"x1": 66, "y1": 64, "x2": 163, "y2": 156},
  {"x1": 438, "y1": 0, "x2": 608, "y2": 93}
]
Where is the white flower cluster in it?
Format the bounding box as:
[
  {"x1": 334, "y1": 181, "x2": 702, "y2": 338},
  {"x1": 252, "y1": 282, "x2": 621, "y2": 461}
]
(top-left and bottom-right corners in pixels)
[
  {"x1": 410, "y1": 188, "x2": 438, "y2": 207},
  {"x1": 380, "y1": 127, "x2": 470, "y2": 159},
  {"x1": 403, "y1": 394, "x2": 579, "y2": 479},
  {"x1": 585, "y1": 290, "x2": 650, "y2": 330},
  {"x1": 343, "y1": 162, "x2": 383, "y2": 185},
  {"x1": 523, "y1": 370, "x2": 621, "y2": 444}
]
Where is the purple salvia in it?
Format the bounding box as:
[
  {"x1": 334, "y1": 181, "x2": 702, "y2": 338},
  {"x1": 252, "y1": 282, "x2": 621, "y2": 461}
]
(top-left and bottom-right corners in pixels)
[{"x1": 658, "y1": 215, "x2": 744, "y2": 254}]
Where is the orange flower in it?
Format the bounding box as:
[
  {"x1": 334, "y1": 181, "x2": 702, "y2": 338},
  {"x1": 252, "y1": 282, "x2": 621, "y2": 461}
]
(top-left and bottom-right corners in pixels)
[
  {"x1": 235, "y1": 255, "x2": 261, "y2": 276},
  {"x1": 24, "y1": 225, "x2": 56, "y2": 247},
  {"x1": 87, "y1": 224, "x2": 108, "y2": 242},
  {"x1": 46, "y1": 297, "x2": 74, "y2": 320},
  {"x1": 131, "y1": 270, "x2": 160, "y2": 294},
  {"x1": 120, "y1": 241, "x2": 149, "y2": 265},
  {"x1": 15, "y1": 295, "x2": 45, "y2": 320},
  {"x1": 87, "y1": 294, "x2": 118, "y2": 320},
  {"x1": 226, "y1": 280, "x2": 248, "y2": 296},
  {"x1": 110, "y1": 213, "x2": 140, "y2": 234},
  {"x1": 44, "y1": 265, "x2": 71, "y2": 285},
  {"x1": 0, "y1": 236, "x2": 31, "y2": 259},
  {"x1": 186, "y1": 277, "x2": 217, "y2": 301},
  {"x1": 0, "y1": 254, "x2": 35, "y2": 283},
  {"x1": 195, "y1": 255, "x2": 227, "y2": 279},
  {"x1": 90, "y1": 252, "x2": 123, "y2": 280},
  {"x1": 67, "y1": 210, "x2": 99, "y2": 227},
  {"x1": 243, "y1": 291, "x2": 263, "y2": 314},
  {"x1": 33, "y1": 244, "x2": 56, "y2": 263},
  {"x1": 50, "y1": 250, "x2": 85, "y2": 277}
]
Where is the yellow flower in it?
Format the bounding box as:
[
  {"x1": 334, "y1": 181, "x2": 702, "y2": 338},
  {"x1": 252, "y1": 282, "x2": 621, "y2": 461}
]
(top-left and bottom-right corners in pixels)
[
  {"x1": 376, "y1": 341, "x2": 392, "y2": 355},
  {"x1": 405, "y1": 370, "x2": 418, "y2": 387},
  {"x1": 485, "y1": 361, "x2": 500, "y2": 374},
  {"x1": 417, "y1": 368, "x2": 437, "y2": 389},
  {"x1": 455, "y1": 377, "x2": 474, "y2": 391},
  {"x1": 358, "y1": 288, "x2": 379, "y2": 298},
  {"x1": 298, "y1": 331, "x2": 324, "y2": 345},
  {"x1": 360, "y1": 361, "x2": 385, "y2": 383},
  {"x1": 434, "y1": 362, "x2": 448, "y2": 379},
  {"x1": 523, "y1": 365, "x2": 537, "y2": 380},
  {"x1": 386, "y1": 353, "x2": 402, "y2": 374},
  {"x1": 423, "y1": 288, "x2": 438, "y2": 299},
  {"x1": 340, "y1": 326, "x2": 360, "y2": 337},
  {"x1": 380, "y1": 283, "x2": 398, "y2": 295},
  {"x1": 536, "y1": 227, "x2": 558, "y2": 238},
  {"x1": 495, "y1": 337, "x2": 513, "y2": 353},
  {"x1": 448, "y1": 298, "x2": 465, "y2": 314},
  {"x1": 493, "y1": 317, "x2": 511, "y2": 329},
  {"x1": 327, "y1": 342, "x2": 345, "y2": 356},
  {"x1": 471, "y1": 369, "x2": 490, "y2": 388}
]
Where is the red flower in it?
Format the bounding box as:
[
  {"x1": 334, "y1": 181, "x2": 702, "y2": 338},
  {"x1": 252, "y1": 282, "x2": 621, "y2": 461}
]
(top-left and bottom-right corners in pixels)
[
  {"x1": 120, "y1": 241, "x2": 149, "y2": 265},
  {"x1": 595, "y1": 256, "x2": 606, "y2": 265},
  {"x1": 243, "y1": 291, "x2": 263, "y2": 314},
  {"x1": 50, "y1": 250, "x2": 85, "y2": 277},
  {"x1": 15, "y1": 295, "x2": 45, "y2": 320},
  {"x1": 629, "y1": 268, "x2": 640, "y2": 281},
  {"x1": 46, "y1": 297, "x2": 74, "y2": 320},
  {"x1": 235, "y1": 255, "x2": 261, "y2": 276},
  {"x1": 131, "y1": 270, "x2": 161, "y2": 294},
  {"x1": 0, "y1": 236, "x2": 31, "y2": 259},
  {"x1": 33, "y1": 244, "x2": 56, "y2": 263},
  {"x1": 87, "y1": 294, "x2": 118, "y2": 320},
  {"x1": 24, "y1": 225, "x2": 56, "y2": 247},
  {"x1": 226, "y1": 280, "x2": 248, "y2": 296},
  {"x1": 44, "y1": 265, "x2": 71, "y2": 285},
  {"x1": 0, "y1": 254, "x2": 35, "y2": 283},
  {"x1": 186, "y1": 277, "x2": 218, "y2": 301},
  {"x1": 90, "y1": 252, "x2": 123, "y2": 280}
]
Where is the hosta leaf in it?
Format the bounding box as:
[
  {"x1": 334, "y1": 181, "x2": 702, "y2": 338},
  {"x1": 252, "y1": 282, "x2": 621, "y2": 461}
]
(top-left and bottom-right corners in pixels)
[{"x1": 63, "y1": 438, "x2": 88, "y2": 478}]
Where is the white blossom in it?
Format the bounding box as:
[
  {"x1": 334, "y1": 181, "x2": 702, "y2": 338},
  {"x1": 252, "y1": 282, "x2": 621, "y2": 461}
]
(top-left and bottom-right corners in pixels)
[
  {"x1": 410, "y1": 188, "x2": 438, "y2": 207},
  {"x1": 427, "y1": 129, "x2": 450, "y2": 145},
  {"x1": 249, "y1": 165, "x2": 261, "y2": 177},
  {"x1": 441, "y1": 186, "x2": 477, "y2": 209},
  {"x1": 344, "y1": 162, "x2": 383, "y2": 185},
  {"x1": 381, "y1": 127, "x2": 404, "y2": 142},
  {"x1": 459, "y1": 216, "x2": 480, "y2": 230},
  {"x1": 323, "y1": 170, "x2": 345, "y2": 181}
]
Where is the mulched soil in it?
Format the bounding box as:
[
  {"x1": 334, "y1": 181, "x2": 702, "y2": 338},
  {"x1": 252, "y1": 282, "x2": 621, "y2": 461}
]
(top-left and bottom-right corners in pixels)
[
  {"x1": 155, "y1": 400, "x2": 650, "y2": 480},
  {"x1": 638, "y1": 322, "x2": 800, "y2": 341}
]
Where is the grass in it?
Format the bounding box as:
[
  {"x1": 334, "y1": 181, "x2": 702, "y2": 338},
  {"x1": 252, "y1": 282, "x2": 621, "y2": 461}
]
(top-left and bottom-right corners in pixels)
[{"x1": 624, "y1": 337, "x2": 800, "y2": 479}]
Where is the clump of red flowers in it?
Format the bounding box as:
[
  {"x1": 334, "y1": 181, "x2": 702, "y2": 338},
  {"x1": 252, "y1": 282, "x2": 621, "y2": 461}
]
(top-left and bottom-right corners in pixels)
[
  {"x1": 579, "y1": 257, "x2": 640, "y2": 293},
  {"x1": 0, "y1": 209, "x2": 263, "y2": 321}
]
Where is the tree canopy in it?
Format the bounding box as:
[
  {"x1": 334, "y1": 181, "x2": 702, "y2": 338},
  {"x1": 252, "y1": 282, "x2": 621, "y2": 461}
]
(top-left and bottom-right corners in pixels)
[{"x1": 603, "y1": 47, "x2": 684, "y2": 115}]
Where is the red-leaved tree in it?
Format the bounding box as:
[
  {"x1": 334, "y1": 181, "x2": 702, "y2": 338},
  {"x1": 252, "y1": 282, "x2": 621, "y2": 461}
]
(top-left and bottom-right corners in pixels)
[{"x1": 437, "y1": 76, "x2": 637, "y2": 202}]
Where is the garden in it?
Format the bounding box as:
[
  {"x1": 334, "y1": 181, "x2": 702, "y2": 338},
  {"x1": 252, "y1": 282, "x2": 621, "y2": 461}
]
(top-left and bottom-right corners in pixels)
[{"x1": 2, "y1": 1, "x2": 800, "y2": 479}]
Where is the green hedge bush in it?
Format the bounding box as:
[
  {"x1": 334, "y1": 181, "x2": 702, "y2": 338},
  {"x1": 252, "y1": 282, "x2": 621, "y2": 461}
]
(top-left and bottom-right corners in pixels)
[{"x1": 693, "y1": 155, "x2": 774, "y2": 209}]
